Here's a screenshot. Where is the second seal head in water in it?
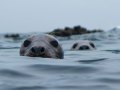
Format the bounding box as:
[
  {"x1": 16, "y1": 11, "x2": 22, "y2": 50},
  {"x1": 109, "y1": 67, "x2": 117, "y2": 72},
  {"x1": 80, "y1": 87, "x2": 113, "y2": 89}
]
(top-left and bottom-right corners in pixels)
[
  {"x1": 20, "y1": 34, "x2": 64, "y2": 59},
  {"x1": 71, "y1": 40, "x2": 96, "y2": 50}
]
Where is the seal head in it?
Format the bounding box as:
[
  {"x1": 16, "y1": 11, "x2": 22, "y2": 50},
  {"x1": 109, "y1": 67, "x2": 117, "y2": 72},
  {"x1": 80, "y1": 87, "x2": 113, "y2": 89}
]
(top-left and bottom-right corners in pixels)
[
  {"x1": 20, "y1": 34, "x2": 64, "y2": 59},
  {"x1": 71, "y1": 40, "x2": 96, "y2": 50}
]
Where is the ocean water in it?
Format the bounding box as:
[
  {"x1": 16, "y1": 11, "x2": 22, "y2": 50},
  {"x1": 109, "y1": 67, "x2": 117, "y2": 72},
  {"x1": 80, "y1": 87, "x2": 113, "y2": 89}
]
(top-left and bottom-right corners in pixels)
[{"x1": 1, "y1": 29, "x2": 120, "y2": 90}]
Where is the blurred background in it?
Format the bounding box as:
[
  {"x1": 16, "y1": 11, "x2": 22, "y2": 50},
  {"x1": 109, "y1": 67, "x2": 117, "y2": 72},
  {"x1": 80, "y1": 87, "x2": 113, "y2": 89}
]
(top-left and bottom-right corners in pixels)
[
  {"x1": 0, "y1": 0, "x2": 120, "y2": 33},
  {"x1": 1, "y1": 1, "x2": 120, "y2": 90}
]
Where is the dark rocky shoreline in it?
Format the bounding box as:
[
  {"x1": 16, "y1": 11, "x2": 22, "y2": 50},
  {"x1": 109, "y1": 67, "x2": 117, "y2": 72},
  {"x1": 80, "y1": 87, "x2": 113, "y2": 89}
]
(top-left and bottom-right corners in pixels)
[
  {"x1": 47, "y1": 25, "x2": 103, "y2": 37},
  {"x1": 4, "y1": 25, "x2": 103, "y2": 39}
]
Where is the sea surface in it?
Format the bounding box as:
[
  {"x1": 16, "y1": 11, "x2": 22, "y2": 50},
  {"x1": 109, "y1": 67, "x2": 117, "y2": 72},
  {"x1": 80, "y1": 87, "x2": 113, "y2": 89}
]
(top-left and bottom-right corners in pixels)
[{"x1": 0, "y1": 29, "x2": 120, "y2": 90}]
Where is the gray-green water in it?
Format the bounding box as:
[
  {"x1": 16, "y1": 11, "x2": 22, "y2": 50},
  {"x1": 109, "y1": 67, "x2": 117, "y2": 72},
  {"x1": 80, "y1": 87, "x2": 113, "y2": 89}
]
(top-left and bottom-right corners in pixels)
[{"x1": 0, "y1": 29, "x2": 120, "y2": 90}]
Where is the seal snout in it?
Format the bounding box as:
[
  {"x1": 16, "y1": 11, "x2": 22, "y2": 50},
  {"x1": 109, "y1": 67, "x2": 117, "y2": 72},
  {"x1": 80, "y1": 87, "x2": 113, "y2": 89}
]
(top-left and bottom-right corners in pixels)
[
  {"x1": 31, "y1": 46, "x2": 45, "y2": 56},
  {"x1": 79, "y1": 45, "x2": 90, "y2": 50}
]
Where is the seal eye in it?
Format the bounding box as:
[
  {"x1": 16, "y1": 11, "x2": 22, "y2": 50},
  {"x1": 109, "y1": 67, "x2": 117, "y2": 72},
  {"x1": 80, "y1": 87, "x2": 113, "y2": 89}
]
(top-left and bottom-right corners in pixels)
[
  {"x1": 89, "y1": 42, "x2": 95, "y2": 48},
  {"x1": 23, "y1": 40, "x2": 31, "y2": 47},
  {"x1": 72, "y1": 43, "x2": 78, "y2": 49},
  {"x1": 50, "y1": 40, "x2": 58, "y2": 48}
]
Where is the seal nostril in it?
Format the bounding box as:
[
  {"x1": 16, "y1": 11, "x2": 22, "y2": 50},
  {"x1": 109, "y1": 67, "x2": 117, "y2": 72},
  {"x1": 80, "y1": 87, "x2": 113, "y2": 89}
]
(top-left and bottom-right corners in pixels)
[
  {"x1": 31, "y1": 47, "x2": 45, "y2": 54},
  {"x1": 31, "y1": 47, "x2": 36, "y2": 53},
  {"x1": 40, "y1": 47, "x2": 45, "y2": 53},
  {"x1": 79, "y1": 45, "x2": 90, "y2": 50}
]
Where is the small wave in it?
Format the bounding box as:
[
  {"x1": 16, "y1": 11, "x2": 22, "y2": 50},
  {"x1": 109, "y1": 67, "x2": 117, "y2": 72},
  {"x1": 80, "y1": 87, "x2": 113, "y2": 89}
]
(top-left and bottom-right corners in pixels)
[
  {"x1": 7, "y1": 84, "x2": 112, "y2": 90},
  {"x1": 104, "y1": 50, "x2": 120, "y2": 54},
  {"x1": 0, "y1": 47, "x2": 19, "y2": 49},
  {"x1": 11, "y1": 86, "x2": 46, "y2": 90},
  {"x1": 78, "y1": 58, "x2": 108, "y2": 64},
  {"x1": 0, "y1": 69, "x2": 33, "y2": 78},
  {"x1": 27, "y1": 64, "x2": 99, "y2": 74},
  {"x1": 96, "y1": 77, "x2": 120, "y2": 84},
  {"x1": 55, "y1": 85, "x2": 112, "y2": 90}
]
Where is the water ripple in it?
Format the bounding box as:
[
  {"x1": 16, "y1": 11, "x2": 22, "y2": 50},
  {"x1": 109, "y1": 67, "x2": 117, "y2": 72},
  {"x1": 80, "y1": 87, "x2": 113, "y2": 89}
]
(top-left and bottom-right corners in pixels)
[
  {"x1": 0, "y1": 47, "x2": 19, "y2": 49},
  {"x1": 0, "y1": 69, "x2": 33, "y2": 78},
  {"x1": 104, "y1": 50, "x2": 120, "y2": 54},
  {"x1": 12, "y1": 86, "x2": 47, "y2": 90},
  {"x1": 78, "y1": 58, "x2": 108, "y2": 64},
  {"x1": 27, "y1": 64, "x2": 99, "y2": 74},
  {"x1": 97, "y1": 77, "x2": 120, "y2": 84},
  {"x1": 55, "y1": 85, "x2": 112, "y2": 90}
]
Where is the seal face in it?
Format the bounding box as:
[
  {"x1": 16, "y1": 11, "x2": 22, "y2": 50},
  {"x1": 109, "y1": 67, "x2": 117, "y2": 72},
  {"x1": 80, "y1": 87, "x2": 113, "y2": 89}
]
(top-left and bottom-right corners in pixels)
[
  {"x1": 71, "y1": 40, "x2": 96, "y2": 50},
  {"x1": 20, "y1": 34, "x2": 64, "y2": 59}
]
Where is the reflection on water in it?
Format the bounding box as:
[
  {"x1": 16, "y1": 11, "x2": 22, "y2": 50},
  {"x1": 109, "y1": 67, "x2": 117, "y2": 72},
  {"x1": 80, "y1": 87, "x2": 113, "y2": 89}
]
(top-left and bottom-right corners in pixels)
[{"x1": 0, "y1": 29, "x2": 120, "y2": 90}]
